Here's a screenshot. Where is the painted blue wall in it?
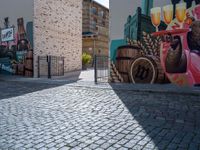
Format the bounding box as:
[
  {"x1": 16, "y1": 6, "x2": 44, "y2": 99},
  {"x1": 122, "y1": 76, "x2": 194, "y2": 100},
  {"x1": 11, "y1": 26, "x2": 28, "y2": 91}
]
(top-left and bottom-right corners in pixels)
[{"x1": 110, "y1": 39, "x2": 127, "y2": 62}]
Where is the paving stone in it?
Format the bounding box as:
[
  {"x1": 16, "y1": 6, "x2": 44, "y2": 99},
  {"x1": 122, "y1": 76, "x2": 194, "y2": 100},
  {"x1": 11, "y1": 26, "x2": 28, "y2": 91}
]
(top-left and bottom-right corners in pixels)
[
  {"x1": 59, "y1": 147, "x2": 70, "y2": 150},
  {"x1": 0, "y1": 81, "x2": 200, "y2": 150},
  {"x1": 95, "y1": 139, "x2": 106, "y2": 145},
  {"x1": 124, "y1": 139, "x2": 138, "y2": 148},
  {"x1": 34, "y1": 143, "x2": 46, "y2": 149},
  {"x1": 88, "y1": 143, "x2": 99, "y2": 149},
  {"x1": 100, "y1": 142, "x2": 112, "y2": 149},
  {"x1": 46, "y1": 142, "x2": 57, "y2": 148}
]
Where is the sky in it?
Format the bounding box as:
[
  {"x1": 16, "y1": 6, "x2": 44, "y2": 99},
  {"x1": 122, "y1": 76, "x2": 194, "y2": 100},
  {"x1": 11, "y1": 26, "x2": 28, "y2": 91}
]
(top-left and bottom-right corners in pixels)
[{"x1": 95, "y1": 0, "x2": 109, "y2": 8}]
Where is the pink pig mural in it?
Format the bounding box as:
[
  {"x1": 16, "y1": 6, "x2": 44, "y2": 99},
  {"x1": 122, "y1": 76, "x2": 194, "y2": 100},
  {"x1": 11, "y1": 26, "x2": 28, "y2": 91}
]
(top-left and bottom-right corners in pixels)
[{"x1": 155, "y1": 4, "x2": 200, "y2": 86}]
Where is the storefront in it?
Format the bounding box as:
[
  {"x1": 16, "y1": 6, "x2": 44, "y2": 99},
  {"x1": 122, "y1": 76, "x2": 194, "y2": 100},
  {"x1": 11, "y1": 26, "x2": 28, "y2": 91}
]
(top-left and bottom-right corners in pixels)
[
  {"x1": 0, "y1": 0, "x2": 82, "y2": 78},
  {"x1": 110, "y1": 0, "x2": 200, "y2": 86}
]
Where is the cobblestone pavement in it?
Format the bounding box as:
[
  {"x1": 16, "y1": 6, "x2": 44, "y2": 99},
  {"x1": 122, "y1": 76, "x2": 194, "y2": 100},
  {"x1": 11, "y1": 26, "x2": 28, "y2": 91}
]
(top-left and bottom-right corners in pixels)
[{"x1": 0, "y1": 81, "x2": 200, "y2": 150}]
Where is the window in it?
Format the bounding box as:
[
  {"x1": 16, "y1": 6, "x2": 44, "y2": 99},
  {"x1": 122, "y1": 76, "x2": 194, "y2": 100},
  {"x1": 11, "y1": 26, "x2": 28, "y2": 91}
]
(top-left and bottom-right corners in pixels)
[
  {"x1": 99, "y1": 10, "x2": 104, "y2": 17},
  {"x1": 91, "y1": 18, "x2": 97, "y2": 29},
  {"x1": 91, "y1": 7, "x2": 97, "y2": 15}
]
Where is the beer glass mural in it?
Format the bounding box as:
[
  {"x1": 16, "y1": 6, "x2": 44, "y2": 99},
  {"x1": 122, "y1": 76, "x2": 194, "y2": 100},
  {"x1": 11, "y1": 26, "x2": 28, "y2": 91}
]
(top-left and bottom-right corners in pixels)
[{"x1": 110, "y1": 0, "x2": 200, "y2": 86}]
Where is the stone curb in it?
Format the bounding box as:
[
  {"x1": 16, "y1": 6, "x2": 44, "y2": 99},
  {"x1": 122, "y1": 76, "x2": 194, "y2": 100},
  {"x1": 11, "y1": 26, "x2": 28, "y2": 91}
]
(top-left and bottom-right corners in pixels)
[{"x1": 70, "y1": 83, "x2": 200, "y2": 96}]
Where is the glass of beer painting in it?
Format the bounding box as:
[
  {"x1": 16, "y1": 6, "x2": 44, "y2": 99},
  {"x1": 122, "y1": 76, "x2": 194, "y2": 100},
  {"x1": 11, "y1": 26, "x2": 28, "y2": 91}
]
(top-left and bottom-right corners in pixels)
[
  {"x1": 163, "y1": 5, "x2": 173, "y2": 25},
  {"x1": 151, "y1": 7, "x2": 161, "y2": 32},
  {"x1": 176, "y1": 3, "x2": 187, "y2": 28}
]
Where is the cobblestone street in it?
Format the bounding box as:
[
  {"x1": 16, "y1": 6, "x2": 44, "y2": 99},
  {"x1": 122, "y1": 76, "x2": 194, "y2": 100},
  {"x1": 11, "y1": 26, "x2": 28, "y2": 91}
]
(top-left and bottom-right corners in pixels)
[{"x1": 0, "y1": 80, "x2": 200, "y2": 150}]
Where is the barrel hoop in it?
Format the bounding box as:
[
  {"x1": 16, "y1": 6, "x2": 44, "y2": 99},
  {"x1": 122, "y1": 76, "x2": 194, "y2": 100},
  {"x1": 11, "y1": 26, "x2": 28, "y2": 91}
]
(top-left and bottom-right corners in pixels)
[
  {"x1": 118, "y1": 45, "x2": 140, "y2": 50},
  {"x1": 26, "y1": 57, "x2": 33, "y2": 60},
  {"x1": 116, "y1": 57, "x2": 132, "y2": 60},
  {"x1": 129, "y1": 56, "x2": 158, "y2": 84},
  {"x1": 119, "y1": 71, "x2": 129, "y2": 75},
  {"x1": 25, "y1": 68, "x2": 33, "y2": 71}
]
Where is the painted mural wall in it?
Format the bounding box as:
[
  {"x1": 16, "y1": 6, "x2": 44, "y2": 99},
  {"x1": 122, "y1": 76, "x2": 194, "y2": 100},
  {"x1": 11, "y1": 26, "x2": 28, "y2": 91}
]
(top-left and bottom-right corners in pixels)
[
  {"x1": 110, "y1": 0, "x2": 200, "y2": 86},
  {"x1": 0, "y1": 0, "x2": 34, "y2": 76},
  {"x1": 0, "y1": 0, "x2": 82, "y2": 78}
]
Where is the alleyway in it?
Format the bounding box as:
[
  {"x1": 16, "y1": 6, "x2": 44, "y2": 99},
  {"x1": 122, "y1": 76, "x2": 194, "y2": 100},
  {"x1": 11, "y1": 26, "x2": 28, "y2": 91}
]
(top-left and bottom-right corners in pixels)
[{"x1": 0, "y1": 80, "x2": 200, "y2": 150}]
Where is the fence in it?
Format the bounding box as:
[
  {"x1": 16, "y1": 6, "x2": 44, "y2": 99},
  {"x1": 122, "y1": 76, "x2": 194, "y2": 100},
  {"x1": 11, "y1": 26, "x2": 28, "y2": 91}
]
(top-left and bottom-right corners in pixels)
[
  {"x1": 94, "y1": 55, "x2": 109, "y2": 83},
  {"x1": 38, "y1": 55, "x2": 64, "y2": 78}
]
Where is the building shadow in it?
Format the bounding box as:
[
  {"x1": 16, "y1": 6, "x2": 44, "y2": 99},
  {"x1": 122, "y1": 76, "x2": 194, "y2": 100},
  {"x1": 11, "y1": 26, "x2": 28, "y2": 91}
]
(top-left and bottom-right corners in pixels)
[
  {"x1": 0, "y1": 76, "x2": 80, "y2": 100},
  {"x1": 109, "y1": 83, "x2": 200, "y2": 149}
]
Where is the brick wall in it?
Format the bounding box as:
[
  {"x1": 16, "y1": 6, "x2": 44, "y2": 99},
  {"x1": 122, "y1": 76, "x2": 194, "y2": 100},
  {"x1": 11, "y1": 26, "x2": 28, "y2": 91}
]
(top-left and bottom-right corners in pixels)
[{"x1": 33, "y1": 0, "x2": 82, "y2": 77}]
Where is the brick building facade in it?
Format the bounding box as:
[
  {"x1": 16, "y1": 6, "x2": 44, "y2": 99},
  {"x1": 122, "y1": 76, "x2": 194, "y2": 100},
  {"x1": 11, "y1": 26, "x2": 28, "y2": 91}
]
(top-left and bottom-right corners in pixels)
[
  {"x1": 82, "y1": 0, "x2": 109, "y2": 63},
  {"x1": 34, "y1": 0, "x2": 82, "y2": 77}
]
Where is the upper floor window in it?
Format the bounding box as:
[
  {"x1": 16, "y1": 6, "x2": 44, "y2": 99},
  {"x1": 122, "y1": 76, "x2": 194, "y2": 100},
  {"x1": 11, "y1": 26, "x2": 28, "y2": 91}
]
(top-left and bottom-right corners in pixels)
[
  {"x1": 91, "y1": 18, "x2": 97, "y2": 29},
  {"x1": 99, "y1": 10, "x2": 104, "y2": 17},
  {"x1": 91, "y1": 7, "x2": 97, "y2": 15}
]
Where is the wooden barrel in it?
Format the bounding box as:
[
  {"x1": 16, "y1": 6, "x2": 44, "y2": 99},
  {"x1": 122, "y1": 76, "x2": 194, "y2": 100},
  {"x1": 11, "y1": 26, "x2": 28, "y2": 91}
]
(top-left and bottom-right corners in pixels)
[
  {"x1": 25, "y1": 50, "x2": 33, "y2": 77},
  {"x1": 115, "y1": 45, "x2": 141, "y2": 82},
  {"x1": 0, "y1": 45, "x2": 6, "y2": 57},
  {"x1": 17, "y1": 64, "x2": 24, "y2": 75},
  {"x1": 129, "y1": 55, "x2": 169, "y2": 84},
  {"x1": 12, "y1": 64, "x2": 18, "y2": 75}
]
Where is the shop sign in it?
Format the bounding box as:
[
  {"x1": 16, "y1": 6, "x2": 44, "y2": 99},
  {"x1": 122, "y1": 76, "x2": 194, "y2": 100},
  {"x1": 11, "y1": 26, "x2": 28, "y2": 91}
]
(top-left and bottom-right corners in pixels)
[{"x1": 1, "y1": 27, "x2": 14, "y2": 42}]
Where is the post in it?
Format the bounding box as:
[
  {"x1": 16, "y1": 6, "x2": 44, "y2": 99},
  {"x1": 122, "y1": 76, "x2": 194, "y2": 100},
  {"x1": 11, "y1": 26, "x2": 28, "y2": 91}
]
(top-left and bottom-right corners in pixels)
[
  {"x1": 94, "y1": 55, "x2": 97, "y2": 83},
  {"x1": 63, "y1": 57, "x2": 65, "y2": 76},
  {"x1": 48, "y1": 55, "x2": 51, "y2": 79},
  {"x1": 38, "y1": 56, "x2": 40, "y2": 78}
]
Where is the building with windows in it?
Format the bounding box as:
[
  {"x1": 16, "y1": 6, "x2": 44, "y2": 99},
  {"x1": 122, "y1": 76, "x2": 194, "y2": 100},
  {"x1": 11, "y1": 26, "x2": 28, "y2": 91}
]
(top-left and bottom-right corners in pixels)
[{"x1": 82, "y1": 0, "x2": 109, "y2": 64}]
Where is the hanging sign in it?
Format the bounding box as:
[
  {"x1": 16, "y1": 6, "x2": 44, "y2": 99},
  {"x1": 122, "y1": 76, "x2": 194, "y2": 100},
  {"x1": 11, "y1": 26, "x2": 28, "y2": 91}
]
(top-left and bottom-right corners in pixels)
[{"x1": 1, "y1": 27, "x2": 14, "y2": 42}]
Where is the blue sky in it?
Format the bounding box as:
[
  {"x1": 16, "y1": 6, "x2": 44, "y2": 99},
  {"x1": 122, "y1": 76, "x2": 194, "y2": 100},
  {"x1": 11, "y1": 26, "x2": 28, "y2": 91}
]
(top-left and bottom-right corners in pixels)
[{"x1": 95, "y1": 0, "x2": 109, "y2": 8}]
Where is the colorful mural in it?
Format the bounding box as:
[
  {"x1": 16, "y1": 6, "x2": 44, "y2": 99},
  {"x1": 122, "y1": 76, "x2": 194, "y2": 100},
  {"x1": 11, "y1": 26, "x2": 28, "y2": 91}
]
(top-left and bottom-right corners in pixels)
[
  {"x1": 152, "y1": 2, "x2": 200, "y2": 86},
  {"x1": 0, "y1": 17, "x2": 33, "y2": 77},
  {"x1": 110, "y1": 0, "x2": 200, "y2": 86}
]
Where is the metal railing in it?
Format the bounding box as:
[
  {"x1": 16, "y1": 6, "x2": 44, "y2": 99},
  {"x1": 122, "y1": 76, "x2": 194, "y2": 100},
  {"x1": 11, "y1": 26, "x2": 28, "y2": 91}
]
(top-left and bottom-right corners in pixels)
[
  {"x1": 94, "y1": 55, "x2": 109, "y2": 83},
  {"x1": 38, "y1": 55, "x2": 64, "y2": 78}
]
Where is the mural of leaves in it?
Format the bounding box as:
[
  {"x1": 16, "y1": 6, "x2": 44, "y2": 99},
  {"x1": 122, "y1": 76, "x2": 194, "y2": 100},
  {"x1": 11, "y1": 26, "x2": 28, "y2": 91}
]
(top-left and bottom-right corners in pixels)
[
  {"x1": 109, "y1": 62, "x2": 124, "y2": 83},
  {"x1": 127, "y1": 32, "x2": 162, "y2": 57}
]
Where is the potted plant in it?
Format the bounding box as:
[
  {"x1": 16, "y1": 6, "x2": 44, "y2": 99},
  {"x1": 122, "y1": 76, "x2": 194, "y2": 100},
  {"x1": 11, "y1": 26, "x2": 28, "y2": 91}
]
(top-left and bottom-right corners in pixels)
[{"x1": 82, "y1": 52, "x2": 92, "y2": 70}]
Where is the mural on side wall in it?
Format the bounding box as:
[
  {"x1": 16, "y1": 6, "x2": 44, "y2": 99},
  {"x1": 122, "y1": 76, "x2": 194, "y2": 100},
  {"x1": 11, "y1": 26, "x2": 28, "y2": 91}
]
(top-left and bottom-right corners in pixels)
[
  {"x1": 110, "y1": 0, "x2": 200, "y2": 86},
  {"x1": 0, "y1": 17, "x2": 33, "y2": 77}
]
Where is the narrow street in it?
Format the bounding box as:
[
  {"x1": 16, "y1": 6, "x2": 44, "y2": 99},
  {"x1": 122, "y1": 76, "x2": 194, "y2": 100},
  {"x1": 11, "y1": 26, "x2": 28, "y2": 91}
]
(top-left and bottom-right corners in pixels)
[{"x1": 0, "y1": 80, "x2": 200, "y2": 150}]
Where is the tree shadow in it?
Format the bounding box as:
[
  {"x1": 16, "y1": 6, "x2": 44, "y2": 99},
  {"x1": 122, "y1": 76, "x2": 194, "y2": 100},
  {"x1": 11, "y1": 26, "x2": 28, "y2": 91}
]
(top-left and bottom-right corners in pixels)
[{"x1": 109, "y1": 83, "x2": 200, "y2": 150}]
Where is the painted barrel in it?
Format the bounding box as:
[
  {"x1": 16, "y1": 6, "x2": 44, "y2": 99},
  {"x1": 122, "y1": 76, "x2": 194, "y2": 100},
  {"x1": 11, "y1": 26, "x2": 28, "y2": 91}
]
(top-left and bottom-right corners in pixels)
[
  {"x1": 129, "y1": 55, "x2": 169, "y2": 84},
  {"x1": 115, "y1": 45, "x2": 141, "y2": 82},
  {"x1": 17, "y1": 64, "x2": 25, "y2": 75},
  {"x1": 25, "y1": 50, "x2": 33, "y2": 77},
  {"x1": 0, "y1": 45, "x2": 6, "y2": 57},
  {"x1": 12, "y1": 64, "x2": 18, "y2": 75}
]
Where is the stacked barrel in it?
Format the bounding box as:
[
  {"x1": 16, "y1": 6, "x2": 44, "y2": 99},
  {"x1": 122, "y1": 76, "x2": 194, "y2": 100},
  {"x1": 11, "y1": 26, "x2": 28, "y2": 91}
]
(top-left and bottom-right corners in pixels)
[
  {"x1": 115, "y1": 45, "x2": 141, "y2": 82},
  {"x1": 115, "y1": 45, "x2": 169, "y2": 84},
  {"x1": 24, "y1": 50, "x2": 33, "y2": 77}
]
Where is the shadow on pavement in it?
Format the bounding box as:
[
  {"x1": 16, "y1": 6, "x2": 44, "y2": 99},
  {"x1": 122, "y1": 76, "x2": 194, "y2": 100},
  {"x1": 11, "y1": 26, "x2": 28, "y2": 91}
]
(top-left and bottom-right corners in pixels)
[
  {"x1": 0, "y1": 79, "x2": 77, "y2": 100},
  {"x1": 109, "y1": 83, "x2": 200, "y2": 150},
  {"x1": 0, "y1": 70, "x2": 85, "y2": 100}
]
